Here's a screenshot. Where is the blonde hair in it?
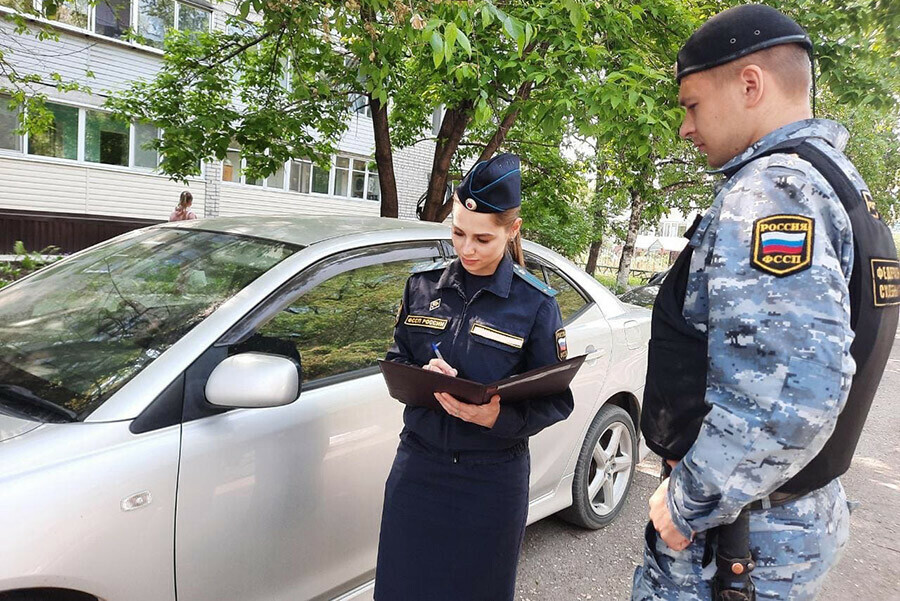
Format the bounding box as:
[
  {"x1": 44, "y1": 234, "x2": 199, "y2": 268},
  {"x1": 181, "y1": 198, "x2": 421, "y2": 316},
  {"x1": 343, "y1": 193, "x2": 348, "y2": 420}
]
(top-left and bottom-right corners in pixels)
[
  {"x1": 179, "y1": 190, "x2": 193, "y2": 208},
  {"x1": 492, "y1": 207, "x2": 524, "y2": 266}
]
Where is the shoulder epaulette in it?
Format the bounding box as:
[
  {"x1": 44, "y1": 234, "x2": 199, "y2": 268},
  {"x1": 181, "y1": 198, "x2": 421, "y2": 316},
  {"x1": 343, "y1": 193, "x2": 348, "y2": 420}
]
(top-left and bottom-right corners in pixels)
[
  {"x1": 513, "y1": 263, "x2": 558, "y2": 296},
  {"x1": 410, "y1": 259, "x2": 452, "y2": 274}
]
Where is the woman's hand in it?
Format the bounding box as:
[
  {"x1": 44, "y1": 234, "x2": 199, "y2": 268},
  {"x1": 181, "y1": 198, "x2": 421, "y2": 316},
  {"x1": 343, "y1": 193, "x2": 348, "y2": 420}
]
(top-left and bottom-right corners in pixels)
[
  {"x1": 435, "y1": 392, "x2": 501, "y2": 429},
  {"x1": 422, "y1": 358, "x2": 457, "y2": 377}
]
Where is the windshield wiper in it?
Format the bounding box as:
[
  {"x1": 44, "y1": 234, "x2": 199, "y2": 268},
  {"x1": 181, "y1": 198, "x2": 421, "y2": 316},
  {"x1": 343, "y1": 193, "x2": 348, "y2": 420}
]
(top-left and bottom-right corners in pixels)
[{"x1": 0, "y1": 385, "x2": 78, "y2": 422}]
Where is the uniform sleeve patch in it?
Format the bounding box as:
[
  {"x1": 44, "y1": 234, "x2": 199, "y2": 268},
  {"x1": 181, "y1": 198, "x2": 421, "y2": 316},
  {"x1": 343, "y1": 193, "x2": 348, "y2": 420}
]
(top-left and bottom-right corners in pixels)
[
  {"x1": 404, "y1": 315, "x2": 449, "y2": 331},
  {"x1": 750, "y1": 214, "x2": 814, "y2": 277},
  {"x1": 555, "y1": 328, "x2": 568, "y2": 361},
  {"x1": 862, "y1": 190, "x2": 881, "y2": 220},
  {"x1": 871, "y1": 258, "x2": 900, "y2": 307}
]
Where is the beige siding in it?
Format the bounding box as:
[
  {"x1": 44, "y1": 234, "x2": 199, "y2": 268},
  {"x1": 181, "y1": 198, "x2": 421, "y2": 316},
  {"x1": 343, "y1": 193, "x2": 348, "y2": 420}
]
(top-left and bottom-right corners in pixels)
[
  {"x1": 0, "y1": 21, "x2": 163, "y2": 98},
  {"x1": 218, "y1": 184, "x2": 380, "y2": 217},
  {"x1": 336, "y1": 115, "x2": 376, "y2": 157},
  {"x1": 0, "y1": 156, "x2": 204, "y2": 219}
]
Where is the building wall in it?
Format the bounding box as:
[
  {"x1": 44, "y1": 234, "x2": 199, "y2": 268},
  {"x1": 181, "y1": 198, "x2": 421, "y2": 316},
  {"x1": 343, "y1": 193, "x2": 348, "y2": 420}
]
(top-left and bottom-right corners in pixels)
[
  {"x1": 0, "y1": 155, "x2": 206, "y2": 218},
  {"x1": 393, "y1": 139, "x2": 436, "y2": 220},
  {"x1": 0, "y1": 9, "x2": 431, "y2": 252}
]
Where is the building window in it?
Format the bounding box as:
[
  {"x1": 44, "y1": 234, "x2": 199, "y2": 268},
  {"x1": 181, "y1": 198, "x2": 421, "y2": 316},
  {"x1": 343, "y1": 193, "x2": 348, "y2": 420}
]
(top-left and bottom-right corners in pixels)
[
  {"x1": 133, "y1": 121, "x2": 159, "y2": 168},
  {"x1": 46, "y1": 0, "x2": 89, "y2": 28},
  {"x1": 85, "y1": 109, "x2": 129, "y2": 166},
  {"x1": 349, "y1": 94, "x2": 372, "y2": 118},
  {"x1": 0, "y1": 97, "x2": 21, "y2": 151},
  {"x1": 27, "y1": 102, "x2": 78, "y2": 160},
  {"x1": 350, "y1": 159, "x2": 367, "y2": 199},
  {"x1": 2, "y1": 101, "x2": 161, "y2": 169},
  {"x1": 311, "y1": 161, "x2": 330, "y2": 194},
  {"x1": 366, "y1": 161, "x2": 380, "y2": 201},
  {"x1": 222, "y1": 144, "x2": 241, "y2": 183},
  {"x1": 266, "y1": 163, "x2": 285, "y2": 190},
  {"x1": 177, "y1": 1, "x2": 209, "y2": 34},
  {"x1": 331, "y1": 156, "x2": 378, "y2": 200},
  {"x1": 137, "y1": 0, "x2": 174, "y2": 48},
  {"x1": 95, "y1": 0, "x2": 131, "y2": 38},
  {"x1": 289, "y1": 159, "x2": 312, "y2": 194},
  {"x1": 333, "y1": 156, "x2": 350, "y2": 196}
]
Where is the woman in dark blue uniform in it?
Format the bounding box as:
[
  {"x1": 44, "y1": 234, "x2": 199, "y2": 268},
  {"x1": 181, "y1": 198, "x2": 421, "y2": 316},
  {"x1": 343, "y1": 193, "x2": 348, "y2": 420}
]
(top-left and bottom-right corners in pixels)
[{"x1": 374, "y1": 153, "x2": 575, "y2": 601}]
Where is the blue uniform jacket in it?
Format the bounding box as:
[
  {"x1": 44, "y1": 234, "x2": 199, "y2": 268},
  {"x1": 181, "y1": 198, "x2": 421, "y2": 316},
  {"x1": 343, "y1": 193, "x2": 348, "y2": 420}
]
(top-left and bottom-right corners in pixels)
[
  {"x1": 386, "y1": 254, "x2": 575, "y2": 451},
  {"x1": 667, "y1": 119, "x2": 858, "y2": 538}
]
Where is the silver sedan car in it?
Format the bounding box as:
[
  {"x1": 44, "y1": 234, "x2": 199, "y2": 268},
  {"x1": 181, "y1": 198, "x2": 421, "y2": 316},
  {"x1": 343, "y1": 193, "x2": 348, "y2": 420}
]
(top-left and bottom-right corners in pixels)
[{"x1": 0, "y1": 216, "x2": 650, "y2": 601}]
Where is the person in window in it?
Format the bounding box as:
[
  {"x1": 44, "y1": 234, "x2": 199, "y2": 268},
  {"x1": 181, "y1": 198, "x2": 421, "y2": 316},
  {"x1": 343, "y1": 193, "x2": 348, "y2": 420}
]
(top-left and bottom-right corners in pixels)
[
  {"x1": 374, "y1": 153, "x2": 575, "y2": 601},
  {"x1": 169, "y1": 190, "x2": 197, "y2": 222}
]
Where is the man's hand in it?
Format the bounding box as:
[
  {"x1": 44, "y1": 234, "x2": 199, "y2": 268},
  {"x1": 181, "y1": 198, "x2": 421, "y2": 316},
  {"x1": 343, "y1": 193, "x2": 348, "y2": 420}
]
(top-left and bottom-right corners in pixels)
[
  {"x1": 434, "y1": 392, "x2": 501, "y2": 429},
  {"x1": 649, "y1": 477, "x2": 691, "y2": 551}
]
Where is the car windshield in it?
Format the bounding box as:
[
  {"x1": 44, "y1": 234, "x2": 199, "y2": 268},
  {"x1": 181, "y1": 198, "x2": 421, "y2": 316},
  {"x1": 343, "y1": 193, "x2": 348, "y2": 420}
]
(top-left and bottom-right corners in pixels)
[{"x1": 0, "y1": 228, "x2": 299, "y2": 422}]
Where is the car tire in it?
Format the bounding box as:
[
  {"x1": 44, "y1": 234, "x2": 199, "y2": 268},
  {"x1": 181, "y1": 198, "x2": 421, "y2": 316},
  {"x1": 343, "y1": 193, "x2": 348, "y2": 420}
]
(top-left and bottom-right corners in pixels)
[{"x1": 560, "y1": 404, "x2": 637, "y2": 529}]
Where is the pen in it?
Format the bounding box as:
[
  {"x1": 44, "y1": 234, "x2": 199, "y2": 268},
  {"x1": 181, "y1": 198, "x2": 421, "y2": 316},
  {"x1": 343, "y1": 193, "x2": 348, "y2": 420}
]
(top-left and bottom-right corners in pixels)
[{"x1": 431, "y1": 342, "x2": 445, "y2": 363}]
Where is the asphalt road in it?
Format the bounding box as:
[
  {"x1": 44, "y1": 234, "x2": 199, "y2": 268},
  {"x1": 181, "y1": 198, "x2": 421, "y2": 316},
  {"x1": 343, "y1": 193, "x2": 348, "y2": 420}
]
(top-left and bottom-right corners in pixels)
[{"x1": 516, "y1": 334, "x2": 900, "y2": 601}]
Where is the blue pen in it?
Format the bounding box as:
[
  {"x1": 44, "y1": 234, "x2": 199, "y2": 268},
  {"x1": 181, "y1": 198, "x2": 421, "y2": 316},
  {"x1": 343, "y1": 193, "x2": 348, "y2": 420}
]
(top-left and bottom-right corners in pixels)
[{"x1": 431, "y1": 342, "x2": 445, "y2": 363}]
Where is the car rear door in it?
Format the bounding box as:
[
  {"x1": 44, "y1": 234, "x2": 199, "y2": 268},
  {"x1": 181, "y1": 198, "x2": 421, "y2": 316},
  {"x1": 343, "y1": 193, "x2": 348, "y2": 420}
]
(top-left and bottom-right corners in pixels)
[
  {"x1": 174, "y1": 242, "x2": 443, "y2": 601},
  {"x1": 525, "y1": 256, "x2": 614, "y2": 500}
]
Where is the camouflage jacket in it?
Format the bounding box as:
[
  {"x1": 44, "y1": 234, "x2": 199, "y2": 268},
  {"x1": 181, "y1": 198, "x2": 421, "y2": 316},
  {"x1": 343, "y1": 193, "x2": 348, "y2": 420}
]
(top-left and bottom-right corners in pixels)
[{"x1": 667, "y1": 119, "x2": 858, "y2": 537}]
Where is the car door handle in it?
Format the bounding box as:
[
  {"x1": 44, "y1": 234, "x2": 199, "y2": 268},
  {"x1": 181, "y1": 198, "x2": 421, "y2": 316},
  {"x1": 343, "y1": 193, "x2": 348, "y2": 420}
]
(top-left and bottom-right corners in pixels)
[{"x1": 585, "y1": 345, "x2": 606, "y2": 359}]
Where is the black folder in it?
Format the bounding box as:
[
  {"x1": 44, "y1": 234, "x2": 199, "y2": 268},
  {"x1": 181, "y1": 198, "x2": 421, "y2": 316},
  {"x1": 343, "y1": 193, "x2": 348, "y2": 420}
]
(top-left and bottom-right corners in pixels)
[{"x1": 377, "y1": 355, "x2": 586, "y2": 410}]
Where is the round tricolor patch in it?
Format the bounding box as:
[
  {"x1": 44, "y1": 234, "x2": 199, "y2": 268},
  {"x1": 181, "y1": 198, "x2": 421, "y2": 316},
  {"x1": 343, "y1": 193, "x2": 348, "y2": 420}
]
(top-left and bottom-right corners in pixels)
[{"x1": 751, "y1": 214, "x2": 814, "y2": 277}]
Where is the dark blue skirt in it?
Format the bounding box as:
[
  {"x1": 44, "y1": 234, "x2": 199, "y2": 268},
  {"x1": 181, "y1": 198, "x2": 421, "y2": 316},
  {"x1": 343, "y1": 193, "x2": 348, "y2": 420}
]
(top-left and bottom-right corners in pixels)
[{"x1": 374, "y1": 433, "x2": 530, "y2": 601}]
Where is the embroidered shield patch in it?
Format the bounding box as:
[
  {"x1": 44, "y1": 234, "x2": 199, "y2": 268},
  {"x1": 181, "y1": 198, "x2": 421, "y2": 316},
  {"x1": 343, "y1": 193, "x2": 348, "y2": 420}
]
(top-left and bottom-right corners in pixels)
[
  {"x1": 751, "y1": 215, "x2": 814, "y2": 277},
  {"x1": 555, "y1": 328, "x2": 568, "y2": 361},
  {"x1": 871, "y1": 258, "x2": 900, "y2": 307}
]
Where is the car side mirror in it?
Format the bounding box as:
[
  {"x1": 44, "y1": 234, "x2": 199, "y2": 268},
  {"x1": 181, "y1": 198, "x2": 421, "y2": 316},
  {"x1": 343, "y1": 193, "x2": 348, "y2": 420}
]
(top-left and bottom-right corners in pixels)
[{"x1": 205, "y1": 352, "x2": 300, "y2": 409}]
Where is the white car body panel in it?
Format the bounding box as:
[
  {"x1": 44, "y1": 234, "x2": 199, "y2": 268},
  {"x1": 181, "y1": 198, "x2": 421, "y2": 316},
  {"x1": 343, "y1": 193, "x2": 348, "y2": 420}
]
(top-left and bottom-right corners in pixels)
[{"x1": 0, "y1": 216, "x2": 651, "y2": 600}]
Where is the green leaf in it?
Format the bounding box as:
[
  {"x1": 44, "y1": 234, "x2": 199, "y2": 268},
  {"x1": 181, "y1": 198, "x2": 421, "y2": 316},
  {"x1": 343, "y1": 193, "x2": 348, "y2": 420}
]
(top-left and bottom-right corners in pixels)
[
  {"x1": 238, "y1": 1, "x2": 250, "y2": 20},
  {"x1": 445, "y1": 22, "x2": 458, "y2": 50},
  {"x1": 456, "y1": 29, "x2": 472, "y2": 56},
  {"x1": 565, "y1": 0, "x2": 584, "y2": 37},
  {"x1": 430, "y1": 32, "x2": 444, "y2": 68},
  {"x1": 481, "y1": 5, "x2": 492, "y2": 28}
]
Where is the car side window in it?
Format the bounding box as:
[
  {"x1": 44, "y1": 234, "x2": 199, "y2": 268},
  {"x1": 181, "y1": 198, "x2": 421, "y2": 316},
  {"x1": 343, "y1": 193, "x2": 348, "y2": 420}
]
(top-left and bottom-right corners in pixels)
[
  {"x1": 250, "y1": 256, "x2": 436, "y2": 384},
  {"x1": 524, "y1": 256, "x2": 546, "y2": 281},
  {"x1": 545, "y1": 266, "x2": 591, "y2": 323}
]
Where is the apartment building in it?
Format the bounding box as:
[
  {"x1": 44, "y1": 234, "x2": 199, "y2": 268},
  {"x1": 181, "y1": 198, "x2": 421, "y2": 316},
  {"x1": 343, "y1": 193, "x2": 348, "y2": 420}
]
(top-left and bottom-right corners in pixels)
[{"x1": 0, "y1": 0, "x2": 435, "y2": 252}]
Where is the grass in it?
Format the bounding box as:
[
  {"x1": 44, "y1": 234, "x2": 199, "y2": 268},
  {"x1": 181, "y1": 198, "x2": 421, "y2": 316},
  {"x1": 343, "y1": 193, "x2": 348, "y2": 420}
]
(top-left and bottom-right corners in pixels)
[{"x1": 594, "y1": 273, "x2": 645, "y2": 295}]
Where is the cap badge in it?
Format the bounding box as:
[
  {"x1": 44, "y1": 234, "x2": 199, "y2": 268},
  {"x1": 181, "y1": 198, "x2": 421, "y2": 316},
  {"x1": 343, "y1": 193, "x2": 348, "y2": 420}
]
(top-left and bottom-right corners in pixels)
[{"x1": 464, "y1": 198, "x2": 477, "y2": 211}]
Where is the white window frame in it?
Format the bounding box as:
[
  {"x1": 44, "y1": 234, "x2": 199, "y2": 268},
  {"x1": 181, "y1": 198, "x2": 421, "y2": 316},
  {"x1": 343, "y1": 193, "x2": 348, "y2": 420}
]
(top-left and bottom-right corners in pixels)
[
  {"x1": 29, "y1": 0, "x2": 211, "y2": 46},
  {"x1": 1, "y1": 99, "x2": 162, "y2": 170},
  {"x1": 222, "y1": 151, "x2": 378, "y2": 202}
]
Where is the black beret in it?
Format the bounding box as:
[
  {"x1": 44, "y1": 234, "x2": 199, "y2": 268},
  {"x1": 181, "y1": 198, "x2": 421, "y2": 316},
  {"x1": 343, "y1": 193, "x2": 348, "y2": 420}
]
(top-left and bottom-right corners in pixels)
[
  {"x1": 676, "y1": 4, "x2": 812, "y2": 83},
  {"x1": 455, "y1": 153, "x2": 521, "y2": 213}
]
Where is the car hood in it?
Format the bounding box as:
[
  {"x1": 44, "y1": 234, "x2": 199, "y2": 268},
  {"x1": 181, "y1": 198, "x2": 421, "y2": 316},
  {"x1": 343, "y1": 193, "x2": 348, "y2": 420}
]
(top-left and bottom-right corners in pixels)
[{"x1": 0, "y1": 412, "x2": 42, "y2": 442}]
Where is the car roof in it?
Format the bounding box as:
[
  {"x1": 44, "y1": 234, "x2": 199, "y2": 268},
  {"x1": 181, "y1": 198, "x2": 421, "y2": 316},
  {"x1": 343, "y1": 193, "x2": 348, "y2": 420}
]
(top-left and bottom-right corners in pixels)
[{"x1": 162, "y1": 215, "x2": 449, "y2": 247}]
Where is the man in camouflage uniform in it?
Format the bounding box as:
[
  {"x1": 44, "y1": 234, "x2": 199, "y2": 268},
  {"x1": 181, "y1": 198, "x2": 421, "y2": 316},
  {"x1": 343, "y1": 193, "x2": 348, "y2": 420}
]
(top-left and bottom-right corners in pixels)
[{"x1": 630, "y1": 5, "x2": 881, "y2": 600}]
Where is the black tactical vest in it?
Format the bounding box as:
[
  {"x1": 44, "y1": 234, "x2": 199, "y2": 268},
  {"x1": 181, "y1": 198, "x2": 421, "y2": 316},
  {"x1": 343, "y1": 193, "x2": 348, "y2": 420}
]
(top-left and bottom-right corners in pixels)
[{"x1": 640, "y1": 139, "x2": 900, "y2": 495}]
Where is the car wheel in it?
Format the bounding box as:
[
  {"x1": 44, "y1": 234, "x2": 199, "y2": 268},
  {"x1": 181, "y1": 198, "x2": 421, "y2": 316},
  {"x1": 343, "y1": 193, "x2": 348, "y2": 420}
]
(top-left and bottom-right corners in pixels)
[{"x1": 560, "y1": 404, "x2": 637, "y2": 529}]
